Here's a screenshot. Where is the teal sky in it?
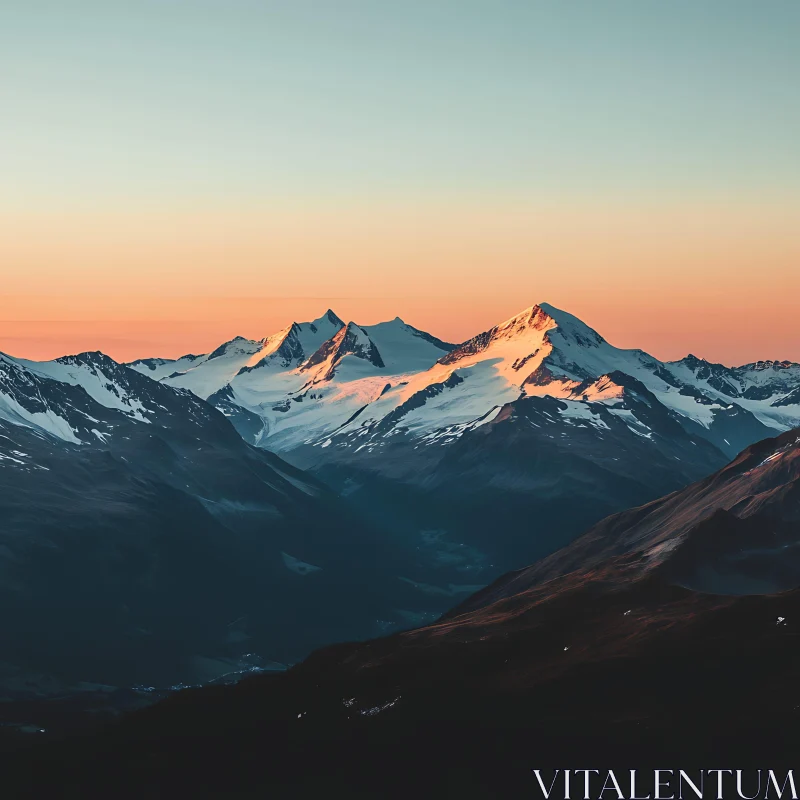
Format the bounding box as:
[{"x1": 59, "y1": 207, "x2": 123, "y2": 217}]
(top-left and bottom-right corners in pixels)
[{"x1": 3, "y1": 0, "x2": 800, "y2": 207}]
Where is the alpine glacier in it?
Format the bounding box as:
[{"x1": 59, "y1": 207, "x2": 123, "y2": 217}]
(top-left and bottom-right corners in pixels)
[{"x1": 129, "y1": 302, "x2": 800, "y2": 460}]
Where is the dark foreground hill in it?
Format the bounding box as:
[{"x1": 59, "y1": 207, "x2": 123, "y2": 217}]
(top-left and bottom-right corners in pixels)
[{"x1": 6, "y1": 429, "x2": 800, "y2": 798}]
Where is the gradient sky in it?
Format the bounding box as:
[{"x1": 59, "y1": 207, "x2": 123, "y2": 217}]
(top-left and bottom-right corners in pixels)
[{"x1": 2, "y1": 1, "x2": 799, "y2": 364}]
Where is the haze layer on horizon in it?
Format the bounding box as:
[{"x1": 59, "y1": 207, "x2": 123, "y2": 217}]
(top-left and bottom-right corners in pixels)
[{"x1": 2, "y1": 1, "x2": 799, "y2": 365}]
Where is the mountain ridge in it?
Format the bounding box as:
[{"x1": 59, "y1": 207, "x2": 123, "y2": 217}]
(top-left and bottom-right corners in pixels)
[
  {"x1": 0, "y1": 350, "x2": 453, "y2": 695},
  {"x1": 123, "y1": 301, "x2": 800, "y2": 460},
  {"x1": 81, "y1": 301, "x2": 800, "y2": 581}
]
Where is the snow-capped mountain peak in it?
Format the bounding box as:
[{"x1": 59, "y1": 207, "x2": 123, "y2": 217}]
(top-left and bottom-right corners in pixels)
[
  {"x1": 538, "y1": 302, "x2": 606, "y2": 347},
  {"x1": 438, "y1": 303, "x2": 553, "y2": 370},
  {"x1": 126, "y1": 310, "x2": 346, "y2": 399},
  {"x1": 320, "y1": 308, "x2": 345, "y2": 328},
  {"x1": 300, "y1": 322, "x2": 384, "y2": 382},
  {"x1": 201, "y1": 316, "x2": 457, "y2": 452},
  {"x1": 358, "y1": 318, "x2": 454, "y2": 372},
  {"x1": 238, "y1": 310, "x2": 345, "y2": 377},
  {"x1": 497, "y1": 303, "x2": 556, "y2": 332},
  {"x1": 276, "y1": 301, "x2": 798, "y2": 459},
  {"x1": 438, "y1": 302, "x2": 604, "y2": 374},
  {"x1": 0, "y1": 349, "x2": 221, "y2": 450},
  {"x1": 17, "y1": 350, "x2": 156, "y2": 423},
  {"x1": 120, "y1": 301, "x2": 800, "y2": 462},
  {"x1": 206, "y1": 335, "x2": 263, "y2": 361},
  {"x1": 298, "y1": 317, "x2": 455, "y2": 384}
]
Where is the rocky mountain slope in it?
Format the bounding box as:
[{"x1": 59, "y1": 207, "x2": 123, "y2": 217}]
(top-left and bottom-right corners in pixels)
[{"x1": 0, "y1": 351, "x2": 445, "y2": 695}]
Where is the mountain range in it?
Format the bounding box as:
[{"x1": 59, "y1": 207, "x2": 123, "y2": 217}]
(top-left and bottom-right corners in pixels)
[
  {"x1": 128, "y1": 303, "x2": 800, "y2": 459},
  {"x1": 3, "y1": 301, "x2": 799, "y2": 696},
  {"x1": 129, "y1": 302, "x2": 800, "y2": 571}
]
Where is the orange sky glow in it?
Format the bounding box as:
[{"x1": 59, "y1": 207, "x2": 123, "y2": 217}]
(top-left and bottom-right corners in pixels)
[{"x1": 2, "y1": 198, "x2": 798, "y2": 366}]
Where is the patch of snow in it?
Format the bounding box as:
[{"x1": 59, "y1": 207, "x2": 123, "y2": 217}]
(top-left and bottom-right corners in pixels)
[{"x1": 281, "y1": 552, "x2": 322, "y2": 575}]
